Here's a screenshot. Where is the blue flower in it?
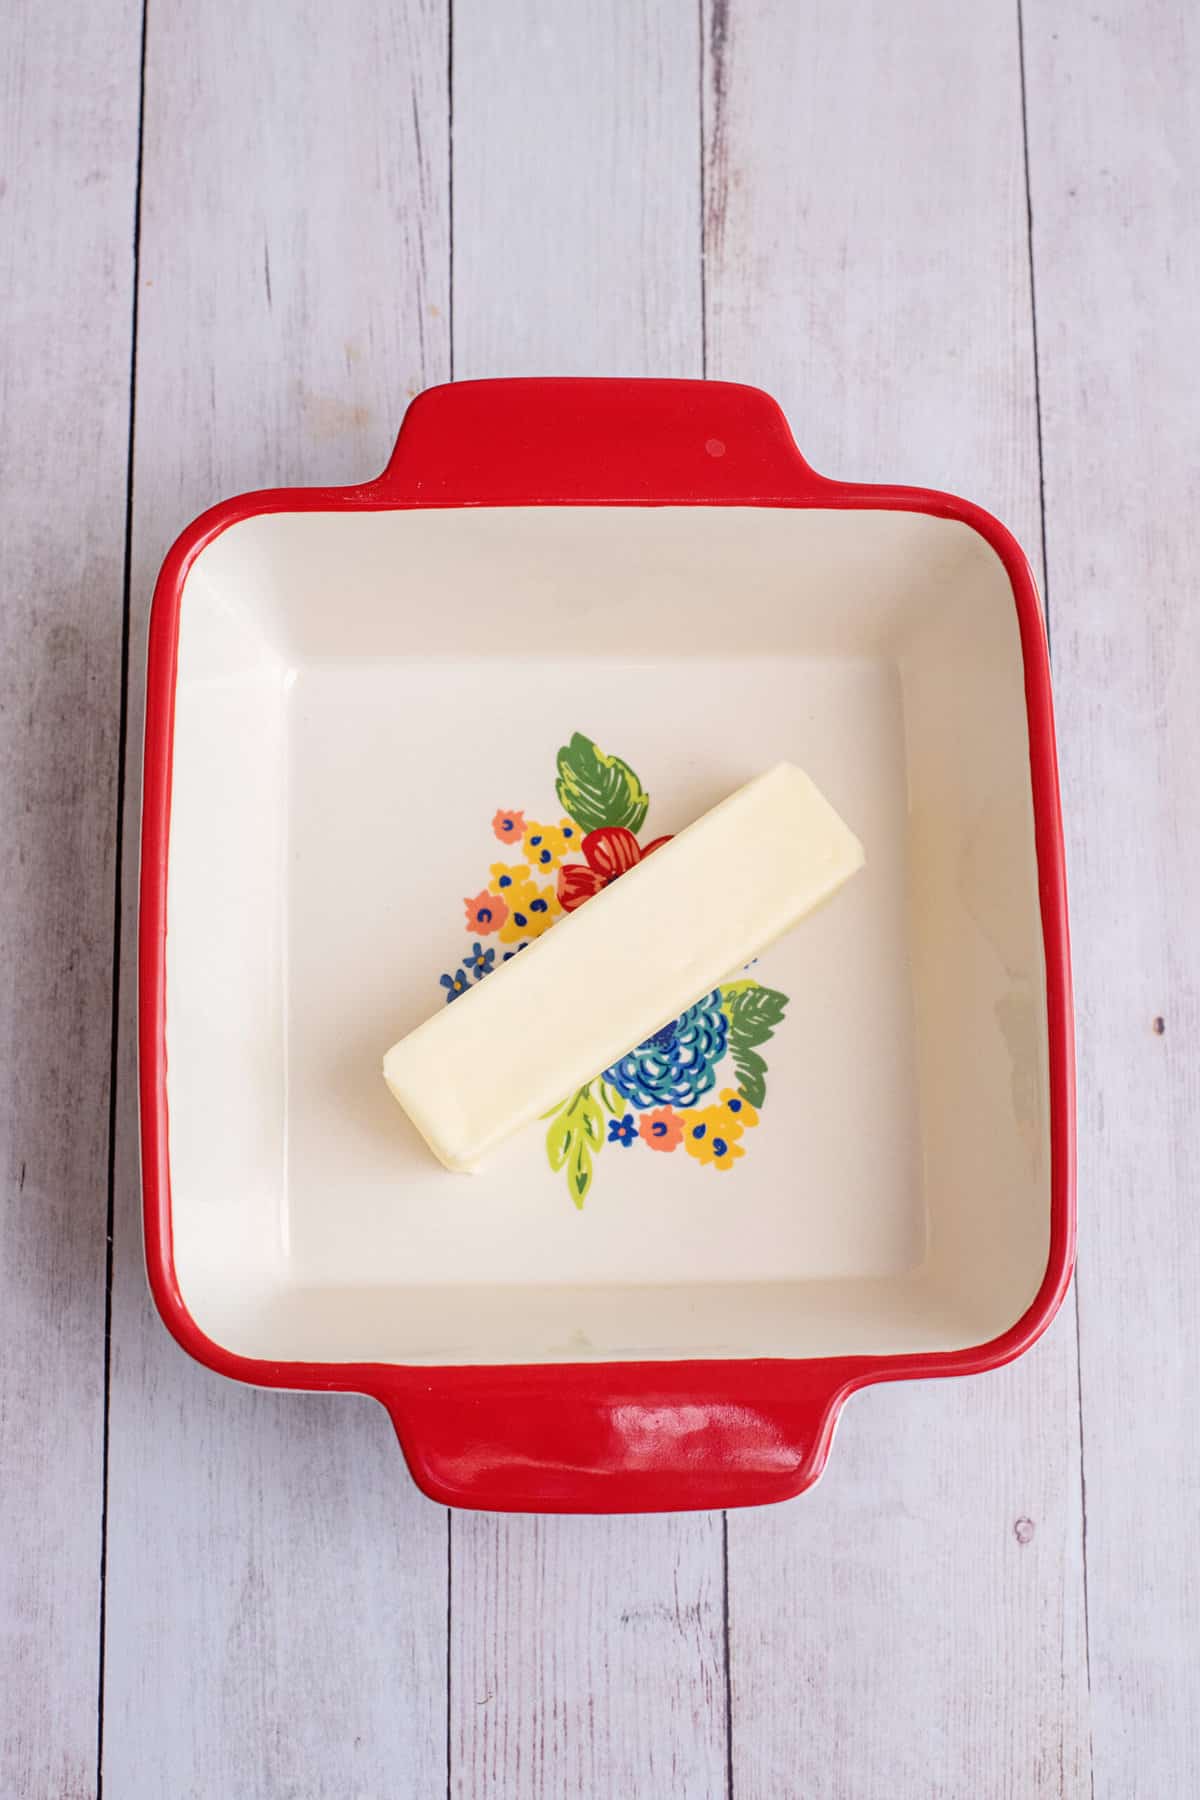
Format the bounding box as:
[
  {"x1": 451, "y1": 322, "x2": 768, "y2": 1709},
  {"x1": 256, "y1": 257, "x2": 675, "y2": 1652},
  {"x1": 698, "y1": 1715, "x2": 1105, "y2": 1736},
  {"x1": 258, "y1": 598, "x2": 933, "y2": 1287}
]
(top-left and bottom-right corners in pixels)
[
  {"x1": 607, "y1": 1113, "x2": 638, "y2": 1147},
  {"x1": 440, "y1": 969, "x2": 470, "y2": 1003},
  {"x1": 465, "y1": 941, "x2": 495, "y2": 980},
  {"x1": 605, "y1": 991, "x2": 729, "y2": 1110}
]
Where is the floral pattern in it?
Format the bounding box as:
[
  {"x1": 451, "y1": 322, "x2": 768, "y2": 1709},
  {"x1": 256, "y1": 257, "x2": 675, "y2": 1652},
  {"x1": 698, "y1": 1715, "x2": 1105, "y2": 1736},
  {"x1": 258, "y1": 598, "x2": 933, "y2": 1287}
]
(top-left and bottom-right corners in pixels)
[
  {"x1": 498, "y1": 880, "x2": 560, "y2": 944},
  {"x1": 523, "y1": 818, "x2": 578, "y2": 873},
  {"x1": 463, "y1": 889, "x2": 507, "y2": 935},
  {"x1": 557, "y1": 825, "x2": 672, "y2": 912},
  {"x1": 432, "y1": 731, "x2": 791, "y2": 1208},
  {"x1": 605, "y1": 993, "x2": 729, "y2": 1110},
  {"x1": 488, "y1": 861, "x2": 529, "y2": 899},
  {"x1": 607, "y1": 1113, "x2": 638, "y2": 1147},
  {"x1": 639, "y1": 1107, "x2": 683, "y2": 1151},
  {"x1": 717, "y1": 1086, "x2": 758, "y2": 1131},
  {"x1": 464, "y1": 942, "x2": 495, "y2": 980},
  {"x1": 439, "y1": 969, "x2": 470, "y2": 1003},
  {"x1": 680, "y1": 1101, "x2": 749, "y2": 1170}
]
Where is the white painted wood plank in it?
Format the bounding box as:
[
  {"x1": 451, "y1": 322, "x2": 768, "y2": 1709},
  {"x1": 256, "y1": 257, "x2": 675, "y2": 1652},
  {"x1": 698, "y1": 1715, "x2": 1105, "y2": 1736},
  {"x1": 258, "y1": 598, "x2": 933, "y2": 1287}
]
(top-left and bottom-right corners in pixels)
[
  {"x1": 449, "y1": 7, "x2": 727, "y2": 1797},
  {"x1": 1024, "y1": 3, "x2": 1200, "y2": 1792},
  {"x1": 102, "y1": 6, "x2": 452, "y2": 1794},
  {"x1": 704, "y1": 4, "x2": 1091, "y2": 1793},
  {"x1": 726, "y1": 1329, "x2": 1088, "y2": 1799},
  {"x1": 452, "y1": 0, "x2": 702, "y2": 380},
  {"x1": 0, "y1": 2, "x2": 139, "y2": 1792},
  {"x1": 453, "y1": 1513, "x2": 726, "y2": 1799},
  {"x1": 704, "y1": 0, "x2": 1040, "y2": 517}
]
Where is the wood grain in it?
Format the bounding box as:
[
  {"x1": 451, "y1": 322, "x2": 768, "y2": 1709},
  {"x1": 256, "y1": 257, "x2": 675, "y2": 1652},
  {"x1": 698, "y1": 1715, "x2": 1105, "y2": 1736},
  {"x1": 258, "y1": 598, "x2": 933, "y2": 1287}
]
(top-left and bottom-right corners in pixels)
[
  {"x1": 448, "y1": 7, "x2": 727, "y2": 1797},
  {"x1": 1024, "y1": 2, "x2": 1200, "y2": 1792},
  {"x1": 0, "y1": 2, "x2": 140, "y2": 1793},
  {"x1": 703, "y1": 3, "x2": 1091, "y2": 1793},
  {"x1": 101, "y1": 6, "x2": 452, "y2": 1794},
  {"x1": 451, "y1": 0, "x2": 702, "y2": 380},
  {"x1": 452, "y1": 1513, "x2": 726, "y2": 1800},
  {"x1": 10, "y1": 0, "x2": 1200, "y2": 1787}
]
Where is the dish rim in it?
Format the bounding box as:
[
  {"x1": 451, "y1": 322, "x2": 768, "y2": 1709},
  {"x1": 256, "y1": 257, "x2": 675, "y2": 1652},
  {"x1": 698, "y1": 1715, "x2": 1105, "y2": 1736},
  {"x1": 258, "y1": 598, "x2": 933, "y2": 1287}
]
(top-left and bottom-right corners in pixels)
[{"x1": 138, "y1": 376, "x2": 1075, "y2": 1512}]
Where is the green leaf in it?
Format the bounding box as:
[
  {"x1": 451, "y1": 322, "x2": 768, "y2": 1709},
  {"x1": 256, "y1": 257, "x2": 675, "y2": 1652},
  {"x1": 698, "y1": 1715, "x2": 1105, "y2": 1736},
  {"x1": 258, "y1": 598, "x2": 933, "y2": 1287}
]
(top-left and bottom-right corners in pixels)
[
  {"x1": 719, "y1": 978, "x2": 759, "y2": 1016},
  {"x1": 727, "y1": 985, "x2": 789, "y2": 1049},
  {"x1": 545, "y1": 1085, "x2": 604, "y2": 1205},
  {"x1": 555, "y1": 732, "x2": 650, "y2": 834},
  {"x1": 598, "y1": 1078, "x2": 624, "y2": 1117},
  {"x1": 730, "y1": 1044, "x2": 768, "y2": 1109},
  {"x1": 568, "y1": 1138, "x2": 594, "y2": 1209},
  {"x1": 581, "y1": 1096, "x2": 606, "y2": 1147},
  {"x1": 724, "y1": 986, "x2": 788, "y2": 1104},
  {"x1": 545, "y1": 1105, "x2": 574, "y2": 1171}
]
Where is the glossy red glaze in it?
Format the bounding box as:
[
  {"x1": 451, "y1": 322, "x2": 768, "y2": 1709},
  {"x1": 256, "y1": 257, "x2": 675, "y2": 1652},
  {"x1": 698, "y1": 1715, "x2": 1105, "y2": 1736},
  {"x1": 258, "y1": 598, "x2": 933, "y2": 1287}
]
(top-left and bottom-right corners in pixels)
[{"x1": 140, "y1": 378, "x2": 1075, "y2": 1513}]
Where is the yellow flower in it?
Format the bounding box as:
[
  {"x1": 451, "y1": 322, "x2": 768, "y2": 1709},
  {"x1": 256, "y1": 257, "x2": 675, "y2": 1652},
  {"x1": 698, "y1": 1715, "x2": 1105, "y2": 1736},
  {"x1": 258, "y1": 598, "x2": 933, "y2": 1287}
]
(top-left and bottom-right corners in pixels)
[
  {"x1": 489, "y1": 861, "x2": 534, "y2": 904},
  {"x1": 522, "y1": 818, "x2": 580, "y2": 874},
  {"x1": 490, "y1": 863, "x2": 538, "y2": 944},
  {"x1": 679, "y1": 1104, "x2": 746, "y2": 1169},
  {"x1": 524, "y1": 883, "x2": 563, "y2": 939},
  {"x1": 498, "y1": 909, "x2": 528, "y2": 945},
  {"x1": 499, "y1": 880, "x2": 562, "y2": 944},
  {"x1": 717, "y1": 1087, "x2": 759, "y2": 1132}
]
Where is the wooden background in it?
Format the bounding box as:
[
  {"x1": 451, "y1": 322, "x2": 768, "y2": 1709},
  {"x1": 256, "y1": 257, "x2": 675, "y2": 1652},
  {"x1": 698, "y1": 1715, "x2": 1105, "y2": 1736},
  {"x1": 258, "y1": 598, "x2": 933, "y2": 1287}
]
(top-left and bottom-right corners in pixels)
[{"x1": 3, "y1": 1, "x2": 1196, "y2": 1794}]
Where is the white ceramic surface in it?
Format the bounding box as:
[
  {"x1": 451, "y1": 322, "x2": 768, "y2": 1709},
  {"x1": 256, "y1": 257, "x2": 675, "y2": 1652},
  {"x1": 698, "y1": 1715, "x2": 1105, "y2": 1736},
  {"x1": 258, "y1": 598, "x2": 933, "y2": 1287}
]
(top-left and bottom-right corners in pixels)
[{"x1": 164, "y1": 504, "x2": 1049, "y2": 1363}]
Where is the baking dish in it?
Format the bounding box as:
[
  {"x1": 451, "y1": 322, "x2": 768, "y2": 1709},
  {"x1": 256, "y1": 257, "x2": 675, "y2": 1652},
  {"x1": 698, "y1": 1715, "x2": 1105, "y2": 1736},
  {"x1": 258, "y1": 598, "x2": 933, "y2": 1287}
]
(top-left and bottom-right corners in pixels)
[{"x1": 139, "y1": 377, "x2": 1074, "y2": 1512}]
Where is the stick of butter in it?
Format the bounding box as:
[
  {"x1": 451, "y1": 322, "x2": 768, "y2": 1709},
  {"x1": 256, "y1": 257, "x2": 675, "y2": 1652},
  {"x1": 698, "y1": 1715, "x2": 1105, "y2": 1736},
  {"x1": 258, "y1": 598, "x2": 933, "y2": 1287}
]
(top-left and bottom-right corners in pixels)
[{"x1": 383, "y1": 763, "x2": 864, "y2": 1172}]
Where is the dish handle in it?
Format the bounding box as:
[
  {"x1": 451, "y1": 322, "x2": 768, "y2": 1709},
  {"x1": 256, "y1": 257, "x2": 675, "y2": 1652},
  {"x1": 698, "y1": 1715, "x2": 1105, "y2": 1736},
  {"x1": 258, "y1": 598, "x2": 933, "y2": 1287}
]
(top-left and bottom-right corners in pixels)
[
  {"x1": 379, "y1": 1363, "x2": 853, "y2": 1513},
  {"x1": 374, "y1": 376, "x2": 828, "y2": 507}
]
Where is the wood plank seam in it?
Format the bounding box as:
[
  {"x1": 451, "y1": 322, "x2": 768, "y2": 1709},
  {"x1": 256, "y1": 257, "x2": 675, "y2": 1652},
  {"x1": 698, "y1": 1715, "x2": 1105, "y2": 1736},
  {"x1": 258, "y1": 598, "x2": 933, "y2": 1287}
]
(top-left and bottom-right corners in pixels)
[
  {"x1": 700, "y1": 8, "x2": 737, "y2": 1795},
  {"x1": 1017, "y1": 6, "x2": 1096, "y2": 1792},
  {"x1": 448, "y1": 0, "x2": 456, "y2": 386},
  {"x1": 446, "y1": 1510, "x2": 453, "y2": 1800},
  {"x1": 96, "y1": 5, "x2": 149, "y2": 1796},
  {"x1": 1016, "y1": 0, "x2": 1052, "y2": 657},
  {"x1": 446, "y1": 8, "x2": 456, "y2": 1797}
]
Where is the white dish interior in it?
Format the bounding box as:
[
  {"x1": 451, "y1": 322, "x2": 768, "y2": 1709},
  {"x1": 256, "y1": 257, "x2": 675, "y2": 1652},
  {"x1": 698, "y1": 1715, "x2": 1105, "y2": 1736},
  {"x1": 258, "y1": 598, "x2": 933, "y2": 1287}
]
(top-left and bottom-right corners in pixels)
[{"x1": 163, "y1": 505, "x2": 1050, "y2": 1364}]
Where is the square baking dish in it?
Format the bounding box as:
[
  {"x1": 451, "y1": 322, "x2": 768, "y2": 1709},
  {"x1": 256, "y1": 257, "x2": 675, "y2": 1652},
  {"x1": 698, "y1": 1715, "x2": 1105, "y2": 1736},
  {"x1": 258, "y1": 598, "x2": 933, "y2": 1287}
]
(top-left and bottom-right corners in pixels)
[{"x1": 140, "y1": 378, "x2": 1074, "y2": 1511}]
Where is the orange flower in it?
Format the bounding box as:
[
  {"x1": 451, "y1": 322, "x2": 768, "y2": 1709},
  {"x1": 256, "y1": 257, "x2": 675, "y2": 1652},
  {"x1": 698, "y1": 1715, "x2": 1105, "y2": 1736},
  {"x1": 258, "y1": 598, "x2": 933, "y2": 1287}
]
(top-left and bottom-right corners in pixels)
[
  {"x1": 638, "y1": 1107, "x2": 683, "y2": 1152},
  {"x1": 463, "y1": 889, "x2": 508, "y2": 935},
  {"x1": 492, "y1": 808, "x2": 526, "y2": 844}
]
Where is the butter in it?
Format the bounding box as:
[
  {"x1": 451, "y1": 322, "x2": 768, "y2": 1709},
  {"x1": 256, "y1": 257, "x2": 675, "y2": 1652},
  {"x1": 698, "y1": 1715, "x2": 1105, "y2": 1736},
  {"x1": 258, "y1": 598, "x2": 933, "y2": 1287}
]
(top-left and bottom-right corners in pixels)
[{"x1": 383, "y1": 763, "x2": 864, "y2": 1171}]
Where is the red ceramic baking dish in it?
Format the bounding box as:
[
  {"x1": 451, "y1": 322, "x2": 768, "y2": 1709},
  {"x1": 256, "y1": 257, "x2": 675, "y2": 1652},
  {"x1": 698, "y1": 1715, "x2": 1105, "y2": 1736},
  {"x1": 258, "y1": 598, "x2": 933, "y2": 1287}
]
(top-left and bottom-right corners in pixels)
[{"x1": 139, "y1": 377, "x2": 1074, "y2": 1512}]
